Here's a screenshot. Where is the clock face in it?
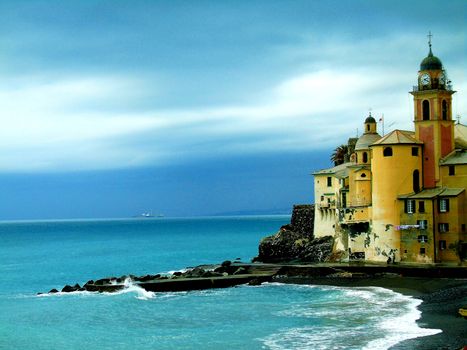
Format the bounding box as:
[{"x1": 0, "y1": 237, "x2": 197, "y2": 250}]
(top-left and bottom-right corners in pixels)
[
  {"x1": 439, "y1": 72, "x2": 446, "y2": 85},
  {"x1": 420, "y1": 73, "x2": 430, "y2": 86}
]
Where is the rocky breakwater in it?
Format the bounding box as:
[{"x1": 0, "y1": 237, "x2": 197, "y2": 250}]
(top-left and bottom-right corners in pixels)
[
  {"x1": 39, "y1": 261, "x2": 282, "y2": 295},
  {"x1": 253, "y1": 204, "x2": 334, "y2": 263}
]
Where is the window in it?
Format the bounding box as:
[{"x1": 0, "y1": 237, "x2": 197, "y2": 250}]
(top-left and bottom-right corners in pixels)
[
  {"x1": 420, "y1": 247, "x2": 426, "y2": 255},
  {"x1": 448, "y1": 165, "x2": 455, "y2": 176},
  {"x1": 418, "y1": 201, "x2": 425, "y2": 213},
  {"x1": 417, "y1": 220, "x2": 428, "y2": 230},
  {"x1": 412, "y1": 147, "x2": 419, "y2": 156},
  {"x1": 383, "y1": 147, "x2": 393, "y2": 157},
  {"x1": 418, "y1": 235, "x2": 428, "y2": 243},
  {"x1": 422, "y1": 100, "x2": 430, "y2": 120},
  {"x1": 462, "y1": 224, "x2": 466, "y2": 232},
  {"x1": 442, "y1": 100, "x2": 447, "y2": 120},
  {"x1": 405, "y1": 199, "x2": 415, "y2": 214},
  {"x1": 367, "y1": 124, "x2": 370, "y2": 131},
  {"x1": 439, "y1": 223, "x2": 449, "y2": 233},
  {"x1": 361, "y1": 173, "x2": 367, "y2": 178},
  {"x1": 439, "y1": 240, "x2": 447, "y2": 250},
  {"x1": 320, "y1": 196, "x2": 324, "y2": 201},
  {"x1": 439, "y1": 198, "x2": 449, "y2": 213},
  {"x1": 362, "y1": 152, "x2": 368, "y2": 163},
  {"x1": 413, "y1": 170, "x2": 420, "y2": 193},
  {"x1": 327, "y1": 177, "x2": 332, "y2": 187}
]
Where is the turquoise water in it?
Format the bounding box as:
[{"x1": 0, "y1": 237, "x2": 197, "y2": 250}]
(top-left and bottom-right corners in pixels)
[{"x1": 0, "y1": 217, "x2": 440, "y2": 349}]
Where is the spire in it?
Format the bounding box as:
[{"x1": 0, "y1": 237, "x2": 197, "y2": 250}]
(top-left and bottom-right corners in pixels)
[{"x1": 427, "y1": 31, "x2": 433, "y2": 56}]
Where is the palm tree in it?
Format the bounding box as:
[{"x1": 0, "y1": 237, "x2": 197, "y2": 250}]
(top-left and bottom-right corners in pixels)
[{"x1": 331, "y1": 144, "x2": 348, "y2": 166}]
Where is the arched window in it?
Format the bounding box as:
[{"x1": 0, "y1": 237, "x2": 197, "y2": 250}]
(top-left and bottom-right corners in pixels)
[
  {"x1": 383, "y1": 147, "x2": 393, "y2": 157},
  {"x1": 355, "y1": 153, "x2": 358, "y2": 163},
  {"x1": 366, "y1": 124, "x2": 370, "y2": 131},
  {"x1": 361, "y1": 173, "x2": 367, "y2": 178},
  {"x1": 362, "y1": 152, "x2": 368, "y2": 163},
  {"x1": 442, "y1": 100, "x2": 448, "y2": 120},
  {"x1": 422, "y1": 100, "x2": 430, "y2": 120},
  {"x1": 413, "y1": 170, "x2": 420, "y2": 193}
]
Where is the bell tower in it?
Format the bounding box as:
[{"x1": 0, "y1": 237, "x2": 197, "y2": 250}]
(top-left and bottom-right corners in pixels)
[{"x1": 410, "y1": 33, "x2": 455, "y2": 188}]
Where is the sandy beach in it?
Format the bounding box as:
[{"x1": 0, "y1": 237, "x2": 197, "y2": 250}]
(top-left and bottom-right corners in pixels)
[{"x1": 276, "y1": 275, "x2": 467, "y2": 349}]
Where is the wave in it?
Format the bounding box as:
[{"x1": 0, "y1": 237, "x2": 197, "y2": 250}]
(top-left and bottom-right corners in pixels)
[{"x1": 258, "y1": 284, "x2": 441, "y2": 350}]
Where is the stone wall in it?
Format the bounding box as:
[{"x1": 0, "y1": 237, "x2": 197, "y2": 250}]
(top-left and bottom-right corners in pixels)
[{"x1": 290, "y1": 204, "x2": 314, "y2": 237}]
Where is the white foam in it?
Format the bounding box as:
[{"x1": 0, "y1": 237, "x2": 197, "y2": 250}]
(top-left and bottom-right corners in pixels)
[
  {"x1": 259, "y1": 285, "x2": 442, "y2": 350},
  {"x1": 362, "y1": 295, "x2": 441, "y2": 350},
  {"x1": 107, "y1": 277, "x2": 155, "y2": 300}
]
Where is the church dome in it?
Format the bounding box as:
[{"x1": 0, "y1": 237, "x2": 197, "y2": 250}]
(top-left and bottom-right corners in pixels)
[
  {"x1": 355, "y1": 133, "x2": 382, "y2": 151},
  {"x1": 420, "y1": 49, "x2": 442, "y2": 71},
  {"x1": 365, "y1": 115, "x2": 376, "y2": 124}
]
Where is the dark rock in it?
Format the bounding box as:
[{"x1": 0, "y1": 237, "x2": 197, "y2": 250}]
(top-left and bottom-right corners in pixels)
[
  {"x1": 254, "y1": 204, "x2": 334, "y2": 263},
  {"x1": 248, "y1": 278, "x2": 263, "y2": 286},
  {"x1": 221, "y1": 260, "x2": 232, "y2": 267},
  {"x1": 135, "y1": 274, "x2": 156, "y2": 282},
  {"x1": 290, "y1": 204, "x2": 314, "y2": 236},
  {"x1": 61, "y1": 284, "x2": 78, "y2": 293},
  {"x1": 84, "y1": 280, "x2": 94, "y2": 286},
  {"x1": 183, "y1": 267, "x2": 206, "y2": 278},
  {"x1": 78, "y1": 287, "x2": 86, "y2": 291},
  {"x1": 94, "y1": 278, "x2": 111, "y2": 286},
  {"x1": 73, "y1": 283, "x2": 81, "y2": 290},
  {"x1": 201, "y1": 271, "x2": 223, "y2": 278},
  {"x1": 233, "y1": 267, "x2": 247, "y2": 275},
  {"x1": 48, "y1": 288, "x2": 59, "y2": 294},
  {"x1": 172, "y1": 271, "x2": 183, "y2": 277}
]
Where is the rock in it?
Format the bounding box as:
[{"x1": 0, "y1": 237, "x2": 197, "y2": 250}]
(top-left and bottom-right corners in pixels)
[
  {"x1": 202, "y1": 271, "x2": 223, "y2": 277},
  {"x1": 183, "y1": 267, "x2": 206, "y2": 278},
  {"x1": 136, "y1": 274, "x2": 157, "y2": 282},
  {"x1": 61, "y1": 284, "x2": 78, "y2": 293},
  {"x1": 84, "y1": 280, "x2": 94, "y2": 286},
  {"x1": 233, "y1": 267, "x2": 247, "y2": 275},
  {"x1": 48, "y1": 288, "x2": 59, "y2": 294},
  {"x1": 254, "y1": 204, "x2": 334, "y2": 263},
  {"x1": 172, "y1": 271, "x2": 183, "y2": 277},
  {"x1": 248, "y1": 278, "x2": 263, "y2": 286},
  {"x1": 290, "y1": 204, "x2": 314, "y2": 236},
  {"x1": 221, "y1": 260, "x2": 232, "y2": 267},
  {"x1": 94, "y1": 278, "x2": 110, "y2": 286}
]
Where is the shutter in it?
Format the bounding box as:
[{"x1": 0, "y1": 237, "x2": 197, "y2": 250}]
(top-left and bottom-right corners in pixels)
[{"x1": 446, "y1": 199, "x2": 450, "y2": 212}]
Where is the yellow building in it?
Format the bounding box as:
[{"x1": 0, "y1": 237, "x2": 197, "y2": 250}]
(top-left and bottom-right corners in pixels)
[{"x1": 312, "y1": 39, "x2": 467, "y2": 265}]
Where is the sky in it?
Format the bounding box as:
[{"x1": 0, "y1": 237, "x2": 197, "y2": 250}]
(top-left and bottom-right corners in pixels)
[{"x1": 0, "y1": 0, "x2": 465, "y2": 220}]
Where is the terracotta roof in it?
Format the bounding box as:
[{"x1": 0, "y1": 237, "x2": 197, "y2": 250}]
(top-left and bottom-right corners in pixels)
[{"x1": 371, "y1": 129, "x2": 423, "y2": 146}]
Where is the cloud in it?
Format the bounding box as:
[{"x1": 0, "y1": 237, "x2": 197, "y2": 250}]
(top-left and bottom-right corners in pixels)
[{"x1": 0, "y1": 30, "x2": 465, "y2": 173}]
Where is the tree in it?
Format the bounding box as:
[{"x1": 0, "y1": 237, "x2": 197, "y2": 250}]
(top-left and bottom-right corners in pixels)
[{"x1": 331, "y1": 144, "x2": 348, "y2": 166}]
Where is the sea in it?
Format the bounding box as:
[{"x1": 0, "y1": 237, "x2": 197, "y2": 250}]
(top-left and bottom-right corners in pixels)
[{"x1": 0, "y1": 216, "x2": 441, "y2": 350}]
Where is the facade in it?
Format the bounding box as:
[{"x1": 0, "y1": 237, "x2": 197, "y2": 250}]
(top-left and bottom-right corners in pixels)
[{"x1": 313, "y1": 41, "x2": 467, "y2": 264}]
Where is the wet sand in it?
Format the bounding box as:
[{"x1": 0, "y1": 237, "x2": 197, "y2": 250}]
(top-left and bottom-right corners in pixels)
[{"x1": 277, "y1": 275, "x2": 467, "y2": 349}]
